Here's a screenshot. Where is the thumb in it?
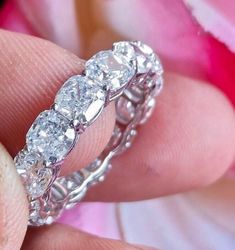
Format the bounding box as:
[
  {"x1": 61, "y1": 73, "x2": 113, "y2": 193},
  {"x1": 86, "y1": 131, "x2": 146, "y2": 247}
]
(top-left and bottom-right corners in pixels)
[
  {"x1": 23, "y1": 223, "x2": 159, "y2": 250},
  {"x1": 0, "y1": 144, "x2": 28, "y2": 250}
]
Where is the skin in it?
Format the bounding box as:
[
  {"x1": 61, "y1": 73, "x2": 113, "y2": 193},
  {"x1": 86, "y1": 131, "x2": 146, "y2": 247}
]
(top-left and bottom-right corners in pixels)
[{"x1": 0, "y1": 29, "x2": 234, "y2": 250}]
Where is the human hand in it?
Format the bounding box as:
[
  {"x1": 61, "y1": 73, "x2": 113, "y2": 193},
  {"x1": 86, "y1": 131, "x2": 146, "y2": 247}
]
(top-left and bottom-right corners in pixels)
[{"x1": 0, "y1": 29, "x2": 234, "y2": 250}]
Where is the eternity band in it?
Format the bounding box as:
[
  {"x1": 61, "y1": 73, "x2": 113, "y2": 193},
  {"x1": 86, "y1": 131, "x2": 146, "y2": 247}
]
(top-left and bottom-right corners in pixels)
[{"x1": 14, "y1": 41, "x2": 164, "y2": 226}]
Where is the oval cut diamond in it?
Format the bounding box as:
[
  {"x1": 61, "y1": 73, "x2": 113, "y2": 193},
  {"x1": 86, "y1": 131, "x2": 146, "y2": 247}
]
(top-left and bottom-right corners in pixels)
[
  {"x1": 113, "y1": 41, "x2": 136, "y2": 63},
  {"x1": 15, "y1": 150, "x2": 53, "y2": 198},
  {"x1": 131, "y1": 41, "x2": 163, "y2": 75},
  {"x1": 54, "y1": 75, "x2": 105, "y2": 125},
  {"x1": 26, "y1": 110, "x2": 76, "y2": 164},
  {"x1": 85, "y1": 50, "x2": 135, "y2": 91},
  {"x1": 15, "y1": 150, "x2": 43, "y2": 173},
  {"x1": 25, "y1": 167, "x2": 52, "y2": 199}
]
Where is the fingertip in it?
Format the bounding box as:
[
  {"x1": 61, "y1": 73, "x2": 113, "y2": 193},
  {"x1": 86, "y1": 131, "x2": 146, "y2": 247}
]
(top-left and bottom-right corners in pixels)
[
  {"x1": 86, "y1": 73, "x2": 235, "y2": 201},
  {"x1": 23, "y1": 224, "x2": 158, "y2": 250},
  {"x1": 156, "y1": 73, "x2": 235, "y2": 186},
  {"x1": 139, "y1": 73, "x2": 235, "y2": 191},
  {"x1": 0, "y1": 144, "x2": 28, "y2": 250}
]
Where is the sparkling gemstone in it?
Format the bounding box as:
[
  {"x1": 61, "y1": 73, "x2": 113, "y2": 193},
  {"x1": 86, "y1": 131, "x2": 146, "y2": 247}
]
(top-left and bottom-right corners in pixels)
[
  {"x1": 29, "y1": 200, "x2": 41, "y2": 223},
  {"x1": 132, "y1": 41, "x2": 163, "y2": 75},
  {"x1": 54, "y1": 75, "x2": 105, "y2": 125},
  {"x1": 85, "y1": 50, "x2": 135, "y2": 91},
  {"x1": 15, "y1": 150, "x2": 53, "y2": 198},
  {"x1": 26, "y1": 167, "x2": 52, "y2": 198},
  {"x1": 26, "y1": 110, "x2": 76, "y2": 164},
  {"x1": 15, "y1": 150, "x2": 43, "y2": 172},
  {"x1": 113, "y1": 41, "x2": 136, "y2": 63}
]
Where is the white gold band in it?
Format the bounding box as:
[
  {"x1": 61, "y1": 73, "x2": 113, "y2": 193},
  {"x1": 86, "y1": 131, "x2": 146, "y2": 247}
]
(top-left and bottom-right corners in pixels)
[{"x1": 14, "y1": 41, "x2": 164, "y2": 226}]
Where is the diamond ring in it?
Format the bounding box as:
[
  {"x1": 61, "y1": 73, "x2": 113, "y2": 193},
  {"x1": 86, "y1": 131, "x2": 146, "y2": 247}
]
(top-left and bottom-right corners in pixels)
[{"x1": 14, "y1": 41, "x2": 164, "y2": 226}]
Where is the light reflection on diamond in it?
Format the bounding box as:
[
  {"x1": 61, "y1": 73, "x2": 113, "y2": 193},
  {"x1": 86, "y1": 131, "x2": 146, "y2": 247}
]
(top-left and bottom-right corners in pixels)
[
  {"x1": 54, "y1": 75, "x2": 105, "y2": 126},
  {"x1": 85, "y1": 50, "x2": 135, "y2": 91},
  {"x1": 113, "y1": 41, "x2": 136, "y2": 63},
  {"x1": 131, "y1": 41, "x2": 163, "y2": 75},
  {"x1": 29, "y1": 199, "x2": 41, "y2": 223},
  {"x1": 26, "y1": 110, "x2": 76, "y2": 164},
  {"x1": 15, "y1": 150, "x2": 53, "y2": 198}
]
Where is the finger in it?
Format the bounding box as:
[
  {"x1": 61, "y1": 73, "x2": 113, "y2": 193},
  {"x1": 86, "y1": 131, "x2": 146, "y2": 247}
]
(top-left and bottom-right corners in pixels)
[
  {"x1": 22, "y1": 224, "x2": 158, "y2": 250},
  {"x1": 0, "y1": 29, "x2": 115, "y2": 174},
  {"x1": 86, "y1": 73, "x2": 235, "y2": 201},
  {"x1": 0, "y1": 144, "x2": 28, "y2": 250}
]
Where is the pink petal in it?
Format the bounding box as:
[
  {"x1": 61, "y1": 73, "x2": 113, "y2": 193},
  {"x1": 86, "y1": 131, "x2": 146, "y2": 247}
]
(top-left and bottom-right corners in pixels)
[
  {"x1": 16, "y1": 0, "x2": 81, "y2": 54},
  {"x1": 184, "y1": 0, "x2": 235, "y2": 53},
  {"x1": 58, "y1": 203, "x2": 120, "y2": 239},
  {"x1": 0, "y1": 0, "x2": 36, "y2": 34},
  {"x1": 206, "y1": 36, "x2": 235, "y2": 105}
]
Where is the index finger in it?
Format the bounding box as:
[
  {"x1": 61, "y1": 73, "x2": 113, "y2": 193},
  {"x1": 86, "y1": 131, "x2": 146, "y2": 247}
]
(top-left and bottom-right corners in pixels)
[{"x1": 0, "y1": 29, "x2": 115, "y2": 174}]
